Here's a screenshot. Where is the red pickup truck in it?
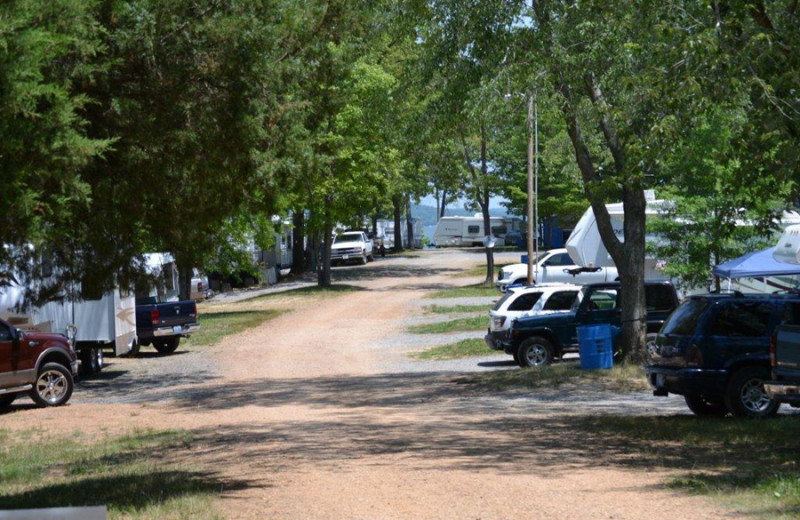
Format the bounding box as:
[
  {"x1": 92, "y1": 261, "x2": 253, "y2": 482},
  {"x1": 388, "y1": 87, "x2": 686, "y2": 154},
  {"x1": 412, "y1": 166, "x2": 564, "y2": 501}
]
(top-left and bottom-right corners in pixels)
[{"x1": 0, "y1": 318, "x2": 79, "y2": 408}]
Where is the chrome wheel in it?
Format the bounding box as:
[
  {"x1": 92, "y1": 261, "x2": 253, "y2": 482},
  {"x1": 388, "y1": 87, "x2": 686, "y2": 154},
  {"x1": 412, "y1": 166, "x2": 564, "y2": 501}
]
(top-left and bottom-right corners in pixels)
[
  {"x1": 740, "y1": 378, "x2": 771, "y2": 414},
  {"x1": 36, "y1": 369, "x2": 69, "y2": 405}
]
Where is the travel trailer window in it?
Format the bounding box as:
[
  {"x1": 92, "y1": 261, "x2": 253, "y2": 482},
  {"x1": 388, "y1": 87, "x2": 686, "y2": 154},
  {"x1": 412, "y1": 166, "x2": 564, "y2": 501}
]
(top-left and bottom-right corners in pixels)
[
  {"x1": 491, "y1": 226, "x2": 507, "y2": 236},
  {"x1": 467, "y1": 225, "x2": 480, "y2": 234}
]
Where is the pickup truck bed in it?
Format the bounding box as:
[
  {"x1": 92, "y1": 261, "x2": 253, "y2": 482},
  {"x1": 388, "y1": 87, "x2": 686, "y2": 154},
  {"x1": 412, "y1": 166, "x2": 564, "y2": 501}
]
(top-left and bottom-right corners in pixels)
[{"x1": 135, "y1": 298, "x2": 199, "y2": 354}]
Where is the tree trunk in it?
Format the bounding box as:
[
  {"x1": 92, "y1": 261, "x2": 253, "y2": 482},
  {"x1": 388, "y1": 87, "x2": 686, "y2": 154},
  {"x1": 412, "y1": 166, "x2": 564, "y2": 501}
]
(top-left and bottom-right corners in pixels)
[
  {"x1": 392, "y1": 194, "x2": 403, "y2": 253},
  {"x1": 291, "y1": 210, "x2": 305, "y2": 275},
  {"x1": 318, "y1": 221, "x2": 332, "y2": 287},
  {"x1": 406, "y1": 196, "x2": 414, "y2": 250},
  {"x1": 439, "y1": 189, "x2": 447, "y2": 218},
  {"x1": 176, "y1": 260, "x2": 192, "y2": 301}
]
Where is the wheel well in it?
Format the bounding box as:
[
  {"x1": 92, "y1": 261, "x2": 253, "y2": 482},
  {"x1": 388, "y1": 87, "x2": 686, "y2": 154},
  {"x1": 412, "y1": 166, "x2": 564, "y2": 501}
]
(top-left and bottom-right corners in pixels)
[
  {"x1": 37, "y1": 351, "x2": 71, "y2": 371},
  {"x1": 725, "y1": 361, "x2": 770, "y2": 384},
  {"x1": 523, "y1": 331, "x2": 561, "y2": 353}
]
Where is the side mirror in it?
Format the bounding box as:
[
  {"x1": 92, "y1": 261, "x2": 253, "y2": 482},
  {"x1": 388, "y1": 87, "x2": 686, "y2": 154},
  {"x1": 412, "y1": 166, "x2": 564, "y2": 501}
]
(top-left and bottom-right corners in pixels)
[{"x1": 12, "y1": 328, "x2": 22, "y2": 341}]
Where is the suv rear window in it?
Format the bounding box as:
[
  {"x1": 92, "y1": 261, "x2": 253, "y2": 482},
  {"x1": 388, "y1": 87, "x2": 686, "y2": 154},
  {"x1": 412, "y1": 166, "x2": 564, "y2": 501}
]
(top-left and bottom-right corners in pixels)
[
  {"x1": 661, "y1": 298, "x2": 709, "y2": 336},
  {"x1": 645, "y1": 285, "x2": 675, "y2": 312},
  {"x1": 543, "y1": 291, "x2": 578, "y2": 311},
  {"x1": 711, "y1": 302, "x2": 772, "y2": 337},
  {"x1": 508, "y1": 292, "x2": 543, "y2": 311}
]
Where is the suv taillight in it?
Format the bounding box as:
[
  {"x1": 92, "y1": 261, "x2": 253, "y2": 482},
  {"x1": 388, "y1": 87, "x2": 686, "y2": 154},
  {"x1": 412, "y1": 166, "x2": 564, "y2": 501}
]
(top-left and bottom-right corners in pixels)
[
  {"x1": 770, "y1": 332, "x2": 777, "y2": 367},
  {"x1": 197, "y1": 281, "x2": 203, "y2": 292},
  {"x1": 150, "y1": 308, "x2": 160, "y2": 325}
]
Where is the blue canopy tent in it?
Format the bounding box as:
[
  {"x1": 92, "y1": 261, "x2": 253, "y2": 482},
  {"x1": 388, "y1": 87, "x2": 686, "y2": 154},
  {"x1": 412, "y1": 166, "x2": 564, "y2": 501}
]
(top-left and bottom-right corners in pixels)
[{"x1": 713, "y1": 247, "x2": 800, "y2": 279}]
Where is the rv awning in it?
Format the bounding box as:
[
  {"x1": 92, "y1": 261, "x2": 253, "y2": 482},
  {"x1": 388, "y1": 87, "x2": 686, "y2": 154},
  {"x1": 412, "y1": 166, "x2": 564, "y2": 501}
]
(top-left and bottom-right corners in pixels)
[{"x1": 713, "y1": 247, "x2": 800, "y2": 279}]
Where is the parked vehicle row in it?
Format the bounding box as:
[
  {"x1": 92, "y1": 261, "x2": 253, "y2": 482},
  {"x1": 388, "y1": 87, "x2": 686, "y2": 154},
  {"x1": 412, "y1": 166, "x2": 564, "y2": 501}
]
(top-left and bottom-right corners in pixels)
[{"x1": 496, "y1": 248, "x2": 619, "y2": 292}]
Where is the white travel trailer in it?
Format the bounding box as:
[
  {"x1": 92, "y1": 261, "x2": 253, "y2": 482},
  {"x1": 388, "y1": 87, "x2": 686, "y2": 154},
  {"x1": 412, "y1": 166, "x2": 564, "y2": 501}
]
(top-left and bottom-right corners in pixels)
[
  {"x1": 773, "y1": 224, "x2": 800, "y2": 264},
  {"x1": 433, "y1": 215, "x2": 522, "y2": 247},
  {"x1": 566, "y1": 199, "x2": 800, "y2": 293},
  {"x1": 0, "y1": 274, "x2": 137, "y2": 374},
  {"x1": 379, "y1": 218, "x2": 423, "y2": 249}
]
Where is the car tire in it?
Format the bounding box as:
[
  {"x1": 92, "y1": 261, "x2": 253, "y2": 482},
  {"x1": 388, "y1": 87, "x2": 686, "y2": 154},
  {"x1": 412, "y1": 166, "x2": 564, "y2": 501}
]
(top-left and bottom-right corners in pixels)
[
  {"x1": 684, "y1": 394, "x2": 727, "y2": 417},
  {"x1": 368, "y1": 253, "x2": 374, "y2": 262},
  {"x1": 0, "y1": 393, "x2": 16, "y2": 409},
  {"x1": 94, "y1": 348, "x2": 104, "y2": 373},
  {"x1": 517, "y1": 337, "x2": 554, "y2": 367},
  {"x1": 360, "y1": 255, "x2": 368, "y2": 265},
  {"x1": 153, "y1": 337, "x2": 180, "y2": 354},
  {"x1": 724, "y1": 366, "x2": 779, "y2": 418},
  {"x1": 129, "y1": 339, "x2": 141, "y2": 357},
  {"x1": 512, "y1": 349, "x2": 521, "y2": 366},
  {"x1": 29, "y1": 363, "x2": 74, "y2": 407}
]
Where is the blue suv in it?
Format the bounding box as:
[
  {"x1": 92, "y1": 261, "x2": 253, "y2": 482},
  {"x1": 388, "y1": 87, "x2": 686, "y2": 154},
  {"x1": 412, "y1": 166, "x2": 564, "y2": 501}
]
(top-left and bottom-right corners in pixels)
[{"x1": 646, "y1": 292, "x2": 796, "y2": 418}]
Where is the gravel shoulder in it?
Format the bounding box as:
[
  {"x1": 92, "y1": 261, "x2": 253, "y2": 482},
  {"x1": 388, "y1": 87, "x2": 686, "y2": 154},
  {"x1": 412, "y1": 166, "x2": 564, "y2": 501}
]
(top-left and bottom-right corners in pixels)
[{"x1": 0, "y1": 248, "x2": 740, "y2": 519}]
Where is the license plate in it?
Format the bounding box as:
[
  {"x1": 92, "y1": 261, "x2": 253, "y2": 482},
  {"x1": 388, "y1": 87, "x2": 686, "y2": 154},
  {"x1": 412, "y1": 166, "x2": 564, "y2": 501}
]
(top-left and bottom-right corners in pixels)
[
  {"x1": 655, "y1": 373, "x2": 665, "y2": 388},
  {"x1": 342, "y1": 255, "x2": 349, "y2": 260},
  {"x1": 173, "y1": 326, "x2": 182, "y2": 333}
]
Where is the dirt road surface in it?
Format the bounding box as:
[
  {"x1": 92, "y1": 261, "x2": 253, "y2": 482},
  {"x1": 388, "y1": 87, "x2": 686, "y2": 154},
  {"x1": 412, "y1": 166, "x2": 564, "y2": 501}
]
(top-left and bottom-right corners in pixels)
[{"x1": 3, "y1": 249, "x2": 736, "y2": 519}]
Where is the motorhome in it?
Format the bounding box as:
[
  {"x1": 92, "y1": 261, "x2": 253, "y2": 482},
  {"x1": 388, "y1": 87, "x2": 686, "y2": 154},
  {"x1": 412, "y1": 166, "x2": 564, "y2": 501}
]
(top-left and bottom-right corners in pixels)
[
  {"x1": 432, "y1": 215, "x2": 522, "y2": 247},
  {"x1": 566, "y1": 199, "x2": 800, "y2": 294}
]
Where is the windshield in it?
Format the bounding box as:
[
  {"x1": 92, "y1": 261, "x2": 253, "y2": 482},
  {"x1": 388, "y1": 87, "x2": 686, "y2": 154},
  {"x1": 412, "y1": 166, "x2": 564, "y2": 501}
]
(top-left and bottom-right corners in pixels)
[
  {"x1": 334, "y1": 233, "x2": 362, "y2": 244},
  {"x1": 661, "y1": 298, "x2": 709, "y2": 336}
]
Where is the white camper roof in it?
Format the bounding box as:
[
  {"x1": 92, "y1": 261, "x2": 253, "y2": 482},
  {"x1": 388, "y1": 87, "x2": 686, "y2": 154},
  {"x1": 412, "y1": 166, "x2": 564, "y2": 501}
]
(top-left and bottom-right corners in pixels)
[{"x1": 773, "y1": 224, "x2": 800, "y2": 264}]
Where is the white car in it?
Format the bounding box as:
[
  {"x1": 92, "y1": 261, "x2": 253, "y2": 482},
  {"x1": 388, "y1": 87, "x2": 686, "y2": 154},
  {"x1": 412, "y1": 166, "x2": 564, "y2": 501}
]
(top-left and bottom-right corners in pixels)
[
  {"x1": 496, "y1": 248, "x2": 617, "y2": 292},
  {"x1": 331, "y1": 231, "x2": 374, "y2": 265},
  {"x1": 484, "y1": 283, "x2": 581, "y2": 351}
]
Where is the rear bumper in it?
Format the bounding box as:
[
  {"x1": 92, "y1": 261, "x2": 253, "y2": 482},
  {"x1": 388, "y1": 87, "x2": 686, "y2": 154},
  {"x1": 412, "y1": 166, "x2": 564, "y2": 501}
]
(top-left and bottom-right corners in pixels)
[
  {"x1": 142, "y1": 322, "x2": 200, "y2": 339},
  {"x1": 484, "y1": 329, "x2": 508, "y2": 351},
  {"x1": 764, "y1": 381, "x2": 800, "y2": 404},
  {"x1": 644, "y1": 365, "x2": 728, "y2": 398}
]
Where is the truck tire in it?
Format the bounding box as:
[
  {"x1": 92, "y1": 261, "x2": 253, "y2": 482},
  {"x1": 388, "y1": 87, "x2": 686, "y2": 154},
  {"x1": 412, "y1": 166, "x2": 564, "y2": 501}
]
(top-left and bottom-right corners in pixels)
[
  {"x1": 29, "y1": 363, "x2": 74, "y2": 407},
  {"x1": 360, "y1": 254, "x2": 368, "y2": 265},
  {"x1": 684, "y1": 394, "x2": 727, "y2": 417},
  {"x1": 153, "y1": 337, "x2": 180, "y2": 354},
  {"x1": 368, "y1": 253, "x2": 374, "y2": 262},
  {"x1": 0, "y1": 393, "x2": 16, "y2": 409},
  {"x1": 94, "y1": 348, "x2": 104, "y2": 373},
  {"x1": 724, "y1": 366, "x2": 779, "y2": 418},
  {"x1": 517, "y1": 337, "x2": 554, "y2": 367},
  {"x1": 129, "y1": 339, "x2": 141, "y2": 357}
]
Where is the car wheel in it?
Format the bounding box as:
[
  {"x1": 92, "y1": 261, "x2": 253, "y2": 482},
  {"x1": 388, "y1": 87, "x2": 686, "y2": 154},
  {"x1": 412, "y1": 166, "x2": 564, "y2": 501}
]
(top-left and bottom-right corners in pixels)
[
  {"x1": 153, "y1": 337, "x2": 180, "y2": 354},
  {"x1": 29, "y1": 363, "x2": 74, "y2": 407},
  {"x1": 512, "y1": 349, "x2": 521, "y2": 366},
  {"x1": 684, "y1": 394, "x2": 727, "y2": 417},
  {"x1": 94, "y1": 348, "x2": 104, "y2": 373},
  {"x1": 368, "y1": 253, "x2": 374, "y2": 262},
  {"x1": 724, "y1": 366, "x2": 779, "y2": 418},
  {"x1": 360, "y1": 254, "x2": 368, "y2": 265},
  {"x1": 0, "y1": 393, "x2": 16, "y2": 409},
  {"x1": 517, "y1": 337, "x2": 554, "y2": 367}
]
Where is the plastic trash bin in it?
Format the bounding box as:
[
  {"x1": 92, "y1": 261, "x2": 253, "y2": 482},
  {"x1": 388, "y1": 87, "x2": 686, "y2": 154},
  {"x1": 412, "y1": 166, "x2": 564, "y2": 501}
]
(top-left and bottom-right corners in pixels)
[{"x1": 577, "y1": 324, "x2": 614, "y2": 369}]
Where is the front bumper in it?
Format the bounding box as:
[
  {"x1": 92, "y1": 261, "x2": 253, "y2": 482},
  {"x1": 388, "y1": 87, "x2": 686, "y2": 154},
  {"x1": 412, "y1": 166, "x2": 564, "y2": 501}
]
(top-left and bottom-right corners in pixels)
[
  {"x1": 645, "y1": 365, "x2": 728, "y2": 398},
  {"x1": 764, "y1": 381, "x2": 800, "y2": 405}
]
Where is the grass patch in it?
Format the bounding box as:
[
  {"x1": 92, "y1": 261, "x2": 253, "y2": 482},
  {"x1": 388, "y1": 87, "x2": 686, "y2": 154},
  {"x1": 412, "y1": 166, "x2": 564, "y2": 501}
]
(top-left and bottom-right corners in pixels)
[
  {"x1": 0, "y1": 429, "x2": 227, "y2": 520},
  {"x1": 426, "y1": 284, "x2": 499, "y2": 299},
  {"x1": 423, "y1": 304, "x2": 489, "y2": 314},
  {"x1": 407, "y1": 315, "x2": 486, "y2": 334},
  {"x1": 413, "y1": 338, "x2": 490, "y2": 360},
  {"x1": 254, "y1": 284, "x2": 361, "y2": 301},
  {"x1": 185, "y1": 309, "x2": 283, "y2": 347},
  {"x1": 583, "y1": 416, "x2": 800, "y2": 519},
  {"x1": 452, "y1": 362, "x2": 650, "y2": 392}
]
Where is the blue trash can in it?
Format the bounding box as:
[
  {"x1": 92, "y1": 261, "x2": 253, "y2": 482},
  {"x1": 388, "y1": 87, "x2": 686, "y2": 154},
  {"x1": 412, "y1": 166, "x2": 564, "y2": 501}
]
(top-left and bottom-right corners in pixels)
[
  {"x1": 577, "y1": 324, "x2": 614, "y2": 370},
  {"x1": 521, "y1": 254, "x2": 528, "y2": 264}
]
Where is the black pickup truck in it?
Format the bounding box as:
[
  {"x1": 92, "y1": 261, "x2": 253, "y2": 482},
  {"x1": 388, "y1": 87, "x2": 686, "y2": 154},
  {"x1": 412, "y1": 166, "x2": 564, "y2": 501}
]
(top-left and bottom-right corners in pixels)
[
  {"x1": 764, "y1": 301, "x2": 800, "y2": 407},
  {"x1": 135, "y1": 297, "x2": 199, "y2": 354}
]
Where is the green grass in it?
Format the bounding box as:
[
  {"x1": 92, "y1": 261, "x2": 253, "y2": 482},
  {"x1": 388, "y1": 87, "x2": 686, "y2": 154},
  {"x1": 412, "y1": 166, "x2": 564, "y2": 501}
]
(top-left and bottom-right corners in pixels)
[
  {"x1": 459, "y1": 262, "x2": 514, "y2": 279},
  {"x1": 452, "y1": 362, "x2": 650, "y2": 392},
  {"x1": 407, "y1": 315, "x2": 486, "y2": 334},
  {"x1": 413, "y1": 338, "x2": 490, "y2": 360},
  {"x1": 423, "y1": 304, "x2": 489, "y2": 314},
  {"x1": 0, "y1": 429, "x2": 224, "y2": 520},
  {"x1": 185, "y1": 309, "x2": 283, "y2": 347},
  {"x1": 425, "y1": 284, "x2": 499, "y2": 299},
  {"x1": 253, "y1": 284, "x2": 362, "y2": 301}
]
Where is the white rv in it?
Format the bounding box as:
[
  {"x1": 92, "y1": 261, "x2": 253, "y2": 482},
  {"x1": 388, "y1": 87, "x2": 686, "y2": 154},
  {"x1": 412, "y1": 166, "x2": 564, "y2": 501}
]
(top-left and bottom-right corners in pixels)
[
  {"x1": 378, "y1": 218, "x2": 423, "y2": 249},
  {"x1": 433, "y1": 215, "x2": 522, "y2": 247},
  {"x1": 0, "y1": 276, "x2": 137, "y2": 375}
]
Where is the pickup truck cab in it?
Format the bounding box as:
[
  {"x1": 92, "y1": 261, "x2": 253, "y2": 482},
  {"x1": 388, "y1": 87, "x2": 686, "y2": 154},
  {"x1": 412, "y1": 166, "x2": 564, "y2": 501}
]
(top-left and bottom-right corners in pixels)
[
  {"x1": 0, "y1": 318, "x2": 79, "y2": 408},
  {"x1": 646, "y1": 293, "x2": 795, "y2": 417},
  {"x1": 135, "y1": 297, "x2": 199, "y2": 354},
  {"x1": 485, "y1": 283, "x2": 580, "y2": 351},
  {"x1": 496, "y1": 248, "x2": 618, "y2": 292},
  {"x1": 331, "y1": 231, "x2": 374, "y2": 266},
  {"x1": 500, "y1": 281, "x2": 678, "y2": 367}
]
